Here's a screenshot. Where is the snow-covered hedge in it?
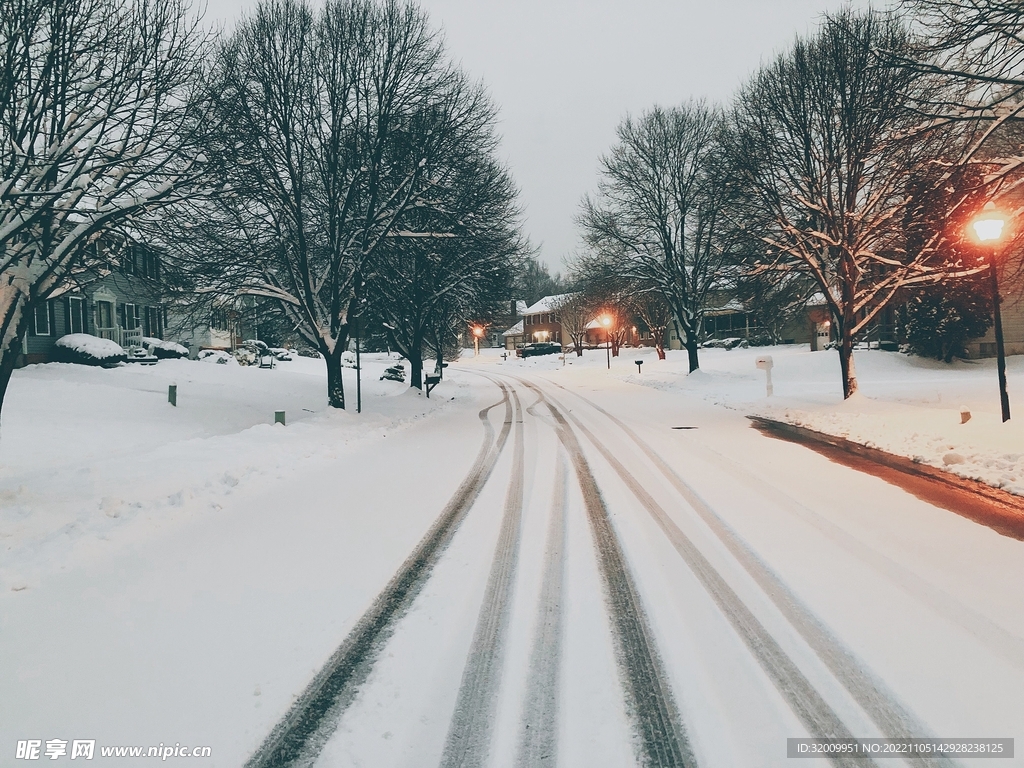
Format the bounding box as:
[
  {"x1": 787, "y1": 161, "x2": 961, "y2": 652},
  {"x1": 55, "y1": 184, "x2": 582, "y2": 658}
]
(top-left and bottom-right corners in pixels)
[
  {"x1": 54, "y1": 334, "x2": 127, "y2": 366},
  {"x1": 142, "y1": 337, "x2": 189, "y2": 359}
]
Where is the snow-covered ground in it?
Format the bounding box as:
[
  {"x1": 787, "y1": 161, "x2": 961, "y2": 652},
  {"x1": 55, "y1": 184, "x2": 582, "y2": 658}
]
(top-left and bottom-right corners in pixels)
[
  {"x1": 2, "y1": 345, "x2": 1022, "y2": 767},
  {"x1": 0, "y1": 353, "x2": 460, "y2": 592}
]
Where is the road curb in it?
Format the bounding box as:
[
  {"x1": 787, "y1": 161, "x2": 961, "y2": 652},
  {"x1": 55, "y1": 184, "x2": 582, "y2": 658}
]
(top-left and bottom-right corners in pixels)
[{"x1": 749, "y1": 415, "x2": 1024, "y2": 540}]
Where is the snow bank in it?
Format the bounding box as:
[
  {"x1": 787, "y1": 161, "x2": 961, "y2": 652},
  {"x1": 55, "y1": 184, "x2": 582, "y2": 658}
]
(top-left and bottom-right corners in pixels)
[{"x1": 0, "y1": 353, "x2": 462, "y2": 591}]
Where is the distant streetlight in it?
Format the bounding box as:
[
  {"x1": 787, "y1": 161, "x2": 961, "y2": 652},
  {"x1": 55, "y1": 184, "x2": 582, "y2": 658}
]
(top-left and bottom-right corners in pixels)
[
  {"x1": 473, "y1": 325, "x2": 484, "y2": 357},
  {"x1": 970, "y1": 202, "x2": 1011, "y2": 422},
  {"x1": 601, "y1": 315, "x2": 612, "y2": 369}
]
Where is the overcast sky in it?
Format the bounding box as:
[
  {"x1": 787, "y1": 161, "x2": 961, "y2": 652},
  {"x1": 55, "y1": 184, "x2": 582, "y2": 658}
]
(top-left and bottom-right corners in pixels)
[{"x1": 204, "y1": 0, "x2": 877, "y2": 272}]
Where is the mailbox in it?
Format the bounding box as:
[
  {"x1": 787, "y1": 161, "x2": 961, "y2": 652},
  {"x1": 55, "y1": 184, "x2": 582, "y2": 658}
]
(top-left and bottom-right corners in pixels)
[{"x1": 755, "y1": 355, "x2": 773, "y2": 370}]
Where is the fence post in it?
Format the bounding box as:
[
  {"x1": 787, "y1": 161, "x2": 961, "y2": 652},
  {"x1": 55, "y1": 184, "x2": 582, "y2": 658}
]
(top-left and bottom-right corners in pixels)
[
  {"x1": 168, "y1": 384, "x2": 177, "y2": 407},
  {"x1": 275, "y1": 410, "x2": 286, "y2": 426}
]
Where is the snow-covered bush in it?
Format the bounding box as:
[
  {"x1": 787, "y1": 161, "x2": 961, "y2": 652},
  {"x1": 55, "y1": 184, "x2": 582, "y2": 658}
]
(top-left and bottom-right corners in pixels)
[
  {"x1": 233, "y1": 347, "x2": 257, "y2": 366},
  {"x1": 701, "y1": 337, "x2": 747, "y2": 350},
  {"x1": 241, "y1": 339, "x2": 268, "y2": 353},
  {"x1": 297, "y1": 348, "x2": 320, "y2": 359},
  {"x1": 341, "y1": 350, "x2": 356, "y2": 368},
  {"x1": 197, "y1": 349, "x2": 236, "y2": 365},
  {"x1": 53, "y1": 334, "x2": 127, "y2": 366},
  {"x1": 142, "y1": 337, "x2": 189, "y2": 359}
]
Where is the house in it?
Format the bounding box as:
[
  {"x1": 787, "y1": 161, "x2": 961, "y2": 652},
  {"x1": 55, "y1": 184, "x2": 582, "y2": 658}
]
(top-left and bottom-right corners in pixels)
[
  {"x1": 167, "y1": 303, "x2": 247, "y2": 356},
  {"x1": 502, "y1": 319, "x2": 525, "y2": 350},
  {"x1": 514, "y1": 293, "x2": 680, "y2": 352},
  {"x1": 19, "y1": 237, "x2": 168, "y2": 366},
  {"x1": 520, "y1": 294, "x2": 573, "y2": 346}
]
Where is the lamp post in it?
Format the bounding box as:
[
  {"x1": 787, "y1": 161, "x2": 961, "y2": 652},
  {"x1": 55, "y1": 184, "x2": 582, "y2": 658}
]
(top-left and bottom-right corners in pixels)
[
  {"x1": 473, "y1": 325, "x2": 484, "y2": 357},
  {"x1": 601, "y1": 315, "x2": 611, "y2": 369},
  {"x1": 971, "y1": 202, "x2": 1011, "y2": 422}
]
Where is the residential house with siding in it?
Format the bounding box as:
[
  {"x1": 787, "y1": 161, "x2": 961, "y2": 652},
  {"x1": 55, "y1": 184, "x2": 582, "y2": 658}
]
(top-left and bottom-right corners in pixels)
[{"x1": 19, "y1": 237, "x2": 167, "y2": 366}]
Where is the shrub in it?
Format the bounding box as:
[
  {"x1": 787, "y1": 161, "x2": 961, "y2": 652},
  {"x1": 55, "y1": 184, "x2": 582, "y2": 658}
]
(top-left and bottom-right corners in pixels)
[
  {"x1": 54, "y1": 334, "x2": 127, "y2": 366},
  {"x1": 142, "y1": 337, "x2": 189, "y2": 359}
]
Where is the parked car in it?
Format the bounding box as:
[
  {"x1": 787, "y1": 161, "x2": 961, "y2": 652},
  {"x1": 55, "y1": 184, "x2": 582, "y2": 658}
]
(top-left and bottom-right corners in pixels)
[{"x1": 516, "y1": 342, "x2": 562, "y2": 358}]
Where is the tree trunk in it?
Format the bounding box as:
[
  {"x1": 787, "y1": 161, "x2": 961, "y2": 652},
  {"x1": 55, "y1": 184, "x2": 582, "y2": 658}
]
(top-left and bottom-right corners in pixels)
[
  {"x1": 655, "y1": 326, "x2": 667, "y2": 360},
  {"x1": 409, "y1": 354, "x2": 423, "y2": 390},
  {"x1": 838, "y1": 337, "x2": 857, "y2": 399},
  {"x1": 325, "y1": 345, "x2": 346, "y2": 409},
  {"x1": 686, "y1": 335, "x2": 699, "y2": 372},
  {"x1": 656, "y1": 341, "x2": 666, "y2": 360},
  {"x1": 0, "y1": 300, "x2": 29, "y2": 433},
  {"x1": 0, "y1": 337, "x2": 21, "y2": 432}
]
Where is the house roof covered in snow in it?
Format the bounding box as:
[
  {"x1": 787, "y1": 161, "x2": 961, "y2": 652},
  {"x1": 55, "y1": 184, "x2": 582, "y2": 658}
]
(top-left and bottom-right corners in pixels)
[
  {"x1": 522, "y1": 293, "x2": 579, "y2": 315},
  {"x1": 705, "y1": 298, "x2": 746, "y2": 315},
  {"x1": 503, "y1": 319, "x2": 524, "y2": 336}
]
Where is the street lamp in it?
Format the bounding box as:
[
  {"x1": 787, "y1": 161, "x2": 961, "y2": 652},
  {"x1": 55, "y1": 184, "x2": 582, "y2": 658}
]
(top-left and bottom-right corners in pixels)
[
  {"x1": 601, "y1": 315, "x2": 612, "y2": 369},
  {"x1": 970, "y1": 202, "x2": 1011, "y2": 422},
  {"x1": 473, "y1": 325, "x2": 484, "y2": 357}
]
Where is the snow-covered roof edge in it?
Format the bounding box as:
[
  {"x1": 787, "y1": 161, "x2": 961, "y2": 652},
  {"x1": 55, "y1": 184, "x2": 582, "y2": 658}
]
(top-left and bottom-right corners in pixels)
[{"x1": 522, "y1": 292, "x2": 579, "y2": 315}]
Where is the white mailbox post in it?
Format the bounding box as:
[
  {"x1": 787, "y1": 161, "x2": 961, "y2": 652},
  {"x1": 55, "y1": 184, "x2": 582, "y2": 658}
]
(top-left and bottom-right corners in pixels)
[{"x1": 755, "y1": 355, "x2": 774, "y2": 397}]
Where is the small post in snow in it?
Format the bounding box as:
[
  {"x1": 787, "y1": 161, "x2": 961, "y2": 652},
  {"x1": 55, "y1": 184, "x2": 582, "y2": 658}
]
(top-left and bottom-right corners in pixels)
[
  {"x1": 168, "y1": 384, "x2": 177, "y2": 407},
  {"x1": 635, "y1": 359, "x2": 643, "y2": 374},
  {"x1": 275, "y1": 410, "x2": 286, "y2": 426},
  {"x1": 755, "y1": 355, "x2": 774, "y2": 397}
]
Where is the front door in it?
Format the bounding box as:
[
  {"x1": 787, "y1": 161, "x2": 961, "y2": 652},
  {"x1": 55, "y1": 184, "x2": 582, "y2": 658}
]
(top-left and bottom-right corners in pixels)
[{"x1": 96, "y1": 301, "x2": 114, "y2": 338}]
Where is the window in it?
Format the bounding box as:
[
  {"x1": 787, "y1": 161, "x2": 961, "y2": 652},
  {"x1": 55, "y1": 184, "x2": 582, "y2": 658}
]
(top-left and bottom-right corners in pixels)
[
  {"x1": 67, "y1": 296, "x2": 85, "y2": 334},
  {"x1": 121, "y1": 246, "x2": 137, "y2": 276},
  {"x1": 137, "y1": 249, "x2": 161, "y2": 280},
  {"x1": 123, "y1": 303, "x2": 139, "y2": 330},
  {"x1": 211, "y1": 308, "x2": 228, "y2": 331},
  {"x1": 96, "y1": 301, "x2": 114, "y2": 329},
  {"x1": 33, "y1": 302, "x2": 50, "y2": 335},
  {"x1": 145, "y1": 306, "x2": 162, "y2": 338}
]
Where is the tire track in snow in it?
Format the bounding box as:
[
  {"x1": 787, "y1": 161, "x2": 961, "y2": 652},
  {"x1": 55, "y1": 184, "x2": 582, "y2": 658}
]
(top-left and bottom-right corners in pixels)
[
  {"x1": 522, "y1": 379, "x2": 871, "y2": 768},
  {"x1": 439, "y1": 382, "x2": 526, "y2": 768},
  {"x1": 521, "y1": 380, "x2": 697, "y2": 768},
  {"x1": 246, "y1": 381, "x2": 514, "y2": 768},
  {"x1": 546, "y1": 380, "x2": 955, "y2": 768},
  {"x1": 689, "y1": 435, "x2": 1024, "y2": 673},
  {"x1": 515, "y1": 449, "x2": 568, "y2": 768}
]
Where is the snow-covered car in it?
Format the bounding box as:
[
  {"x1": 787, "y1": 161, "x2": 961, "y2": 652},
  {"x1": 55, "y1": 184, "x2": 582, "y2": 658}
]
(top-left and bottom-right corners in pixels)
[{"x1": 517, "y1": 342, "x2": 562, "y2": 358}]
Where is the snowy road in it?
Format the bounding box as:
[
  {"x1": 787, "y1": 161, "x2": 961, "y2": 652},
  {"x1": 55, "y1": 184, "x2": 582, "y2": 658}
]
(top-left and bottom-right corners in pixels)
[
  {"x1": 4, "y1": 357, "x2": 1023, "y2": 767},
  {"x1": 253, "y1": 367, "x2": 1023, "y2": 767}
]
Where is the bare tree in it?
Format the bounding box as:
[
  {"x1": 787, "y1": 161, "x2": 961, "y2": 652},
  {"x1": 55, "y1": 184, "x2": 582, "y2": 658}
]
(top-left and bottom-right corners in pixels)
[
  {"x1": 0, "y1": 0, "x2": 207, "y2": 423},
  {"x1": 553, "y1": 292, "x2": 592, "y2": 356},
  {"x1": 631, "y1": 290, "x2": 672, "y2": 358},
  {"x1": 579, "y1": 101, "x2": 731, "y2": 373},
  {"x1": 370, "y1": 151, "x2": 523, "y2": 389},
  {"x1": 727, "y1": 8, "x2": 974, "y2": 398},
  {"x1": 167, "y1": 0, "x2": 493, "y2": 408}
]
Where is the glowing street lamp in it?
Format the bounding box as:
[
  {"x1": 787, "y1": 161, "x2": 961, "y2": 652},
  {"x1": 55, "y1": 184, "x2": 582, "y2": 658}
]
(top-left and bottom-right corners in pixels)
[
  {"x1": 970, "y1": 202, "x2": 1011, "y2": 422},
  {"x1": 472, "y1": 325, "x2": 484, "y2": 357},
  {"x1": 601, "y1": 315, "x2": 612, "y2": 369}
]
